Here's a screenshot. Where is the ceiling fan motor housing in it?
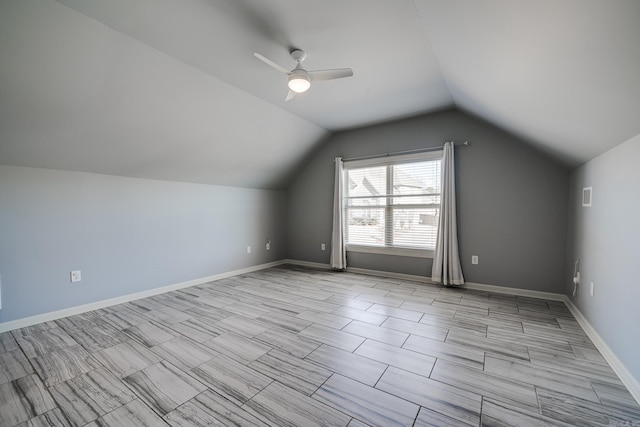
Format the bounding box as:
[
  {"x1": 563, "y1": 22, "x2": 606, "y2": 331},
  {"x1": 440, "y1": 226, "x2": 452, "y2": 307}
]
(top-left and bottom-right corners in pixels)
[{"x1": 290, "y1": 49, "x2": 307, "y2": 63}]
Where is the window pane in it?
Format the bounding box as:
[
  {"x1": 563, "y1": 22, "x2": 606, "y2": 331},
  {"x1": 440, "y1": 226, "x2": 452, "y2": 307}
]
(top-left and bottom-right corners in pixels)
[
  {"x1": 346, "y1": 166, "x2": 386, "y2": 199},
  {"x1": 392, "y1": 208, "x2": 439, "y2": 248},
  {"x1": 345, "y1": 208, "x2": 385, "y2": 246},
  {"x1": 392, "y1": 161, "x2": 440, "y2": 205}
]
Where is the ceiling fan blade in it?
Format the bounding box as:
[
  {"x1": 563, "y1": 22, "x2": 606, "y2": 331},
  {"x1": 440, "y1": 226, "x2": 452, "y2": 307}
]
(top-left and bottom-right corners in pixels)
[
  {"x1": 254, "y1": 52, "x2": 290, "y2": 74},
  {"x1": 308, "y1": 68, "x2": 353, "y2": 81},
  {"x1": 285, "y1": 90, "x2": 296, "y2": 101}
]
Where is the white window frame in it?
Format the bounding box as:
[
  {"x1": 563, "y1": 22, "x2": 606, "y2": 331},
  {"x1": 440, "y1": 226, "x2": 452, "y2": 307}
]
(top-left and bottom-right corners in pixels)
[{"x1": 343, "y1": 150, "x2": 443, "y2": 259}]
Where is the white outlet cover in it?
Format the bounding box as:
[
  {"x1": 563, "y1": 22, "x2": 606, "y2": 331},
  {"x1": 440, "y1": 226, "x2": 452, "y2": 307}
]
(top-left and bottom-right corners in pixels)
[
  {"x1": 70, "y1": 270, "x2": 82, "y2": 283},
  {"x1": 590, "y1": 281, "x2": 594, "y2": 296},
  {"x1": 321, "y1": 243, "x2": 326, "y2": 251},
  {"x1": 247, "y1": 246, "x2": 251, "y2": 254},
  {"x1": 471, "y1": 255, "x2": 478, "y2": 265}
]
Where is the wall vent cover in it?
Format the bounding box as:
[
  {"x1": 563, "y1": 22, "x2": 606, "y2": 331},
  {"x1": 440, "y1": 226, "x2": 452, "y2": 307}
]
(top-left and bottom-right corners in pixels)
[{"x1": 582, "y1": 187, "x2": 592, "y2": 207}]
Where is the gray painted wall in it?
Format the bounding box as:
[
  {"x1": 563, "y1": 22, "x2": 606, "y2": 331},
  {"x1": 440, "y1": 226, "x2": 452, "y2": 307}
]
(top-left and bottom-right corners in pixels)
[
  {"x1": 287, "y1": 109, "x2": 569, "y2": 292},
  {"x1": 0, "y1": 165, "x2": 287, "y2": 323},
  {"x1": 566, "y1": 133, "x2": 640, "y2": 382}
]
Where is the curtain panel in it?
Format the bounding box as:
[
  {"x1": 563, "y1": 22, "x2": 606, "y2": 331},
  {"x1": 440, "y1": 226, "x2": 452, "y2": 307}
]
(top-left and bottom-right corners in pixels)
[
  {"x1": 330, "y1": 157, "x2": 347, "y2": 270},
  {"x1": 431, "y1": 142, "x2": 465, "y2": 286}
]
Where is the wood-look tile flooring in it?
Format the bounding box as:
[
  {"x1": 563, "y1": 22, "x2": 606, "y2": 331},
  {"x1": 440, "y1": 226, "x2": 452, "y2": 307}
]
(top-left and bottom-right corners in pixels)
[{"x1": 1, "y1": 265, "x2": 639, "y2": 426}]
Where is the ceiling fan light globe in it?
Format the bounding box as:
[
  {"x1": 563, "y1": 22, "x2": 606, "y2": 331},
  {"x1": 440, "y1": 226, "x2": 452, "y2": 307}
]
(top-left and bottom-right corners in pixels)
[{"x1": 288, "y1": 75, "x2": 311, "y2": 93}]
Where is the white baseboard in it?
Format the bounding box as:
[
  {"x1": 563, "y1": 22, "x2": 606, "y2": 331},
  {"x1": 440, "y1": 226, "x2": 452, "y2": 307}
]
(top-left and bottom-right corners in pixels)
[
  {"x1": 285, "y1": 260, "x2": 566, "y2": 300},
  {"x1": 283, "y1": 260, "x2": 433, "y2": 287},
  {"x1": 285, "y1": 259, "x2": 435, "y2": 284},
  {"x1": 0, "y1": 260, "x2": 286, "y2": 333},
  {"x1": 346, "y1": 267, "x2": 435, "y2": 284},
  {"x1": 283, "y1": 259, "x2": 331, "y2": 270},
  {"x1": 464, "y1": 281, "x2": 566, "y2": 301},
  {"x1": 563, "y1": 297, "x2": 640, "y2": 405}
]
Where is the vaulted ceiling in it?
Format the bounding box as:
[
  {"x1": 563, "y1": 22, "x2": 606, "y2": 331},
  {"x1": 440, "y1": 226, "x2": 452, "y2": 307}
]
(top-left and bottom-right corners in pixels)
[{"x1": 1, "y1": 1, "x2": 639, "y2": 189}]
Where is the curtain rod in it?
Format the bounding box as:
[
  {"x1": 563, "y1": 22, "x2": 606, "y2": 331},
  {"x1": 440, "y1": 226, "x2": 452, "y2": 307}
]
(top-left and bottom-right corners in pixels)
[{"x1": 339, "y1": 141, "x2": 468, "y2": 163}]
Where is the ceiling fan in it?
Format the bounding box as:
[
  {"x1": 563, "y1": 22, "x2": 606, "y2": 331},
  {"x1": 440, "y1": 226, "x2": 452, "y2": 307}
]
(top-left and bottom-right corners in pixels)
[{"x1": 254, "y1": 49, "x2": 353, "y2": 101}]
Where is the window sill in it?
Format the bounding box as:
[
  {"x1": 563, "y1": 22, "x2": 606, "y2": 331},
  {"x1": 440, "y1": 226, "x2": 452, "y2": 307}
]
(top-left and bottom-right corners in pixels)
[{"x1": 346, "y1": 244, "x2": 434, "y2": 259}]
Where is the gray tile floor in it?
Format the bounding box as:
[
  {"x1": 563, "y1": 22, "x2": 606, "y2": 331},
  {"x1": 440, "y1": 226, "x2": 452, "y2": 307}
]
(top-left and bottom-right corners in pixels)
[{"x1": 1, "y1": 265, "x2": 639, "y2": 426}]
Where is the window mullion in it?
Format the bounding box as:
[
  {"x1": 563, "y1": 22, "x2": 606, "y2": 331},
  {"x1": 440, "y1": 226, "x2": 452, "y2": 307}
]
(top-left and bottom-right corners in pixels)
[{"x1": 385, "y1": 165, "x2": 393, "y2": 247}]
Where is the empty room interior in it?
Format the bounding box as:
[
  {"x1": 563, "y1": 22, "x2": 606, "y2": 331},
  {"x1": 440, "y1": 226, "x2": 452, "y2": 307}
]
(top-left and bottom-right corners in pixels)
[{"x1": 1, "y1": 1, "x2": 640, "y2": 426}]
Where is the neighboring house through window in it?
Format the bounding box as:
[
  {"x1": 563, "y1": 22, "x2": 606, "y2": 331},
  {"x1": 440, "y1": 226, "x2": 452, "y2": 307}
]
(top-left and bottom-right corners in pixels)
[{"x1": 343, "y1": 150, "x2": 442, "y2": 258}]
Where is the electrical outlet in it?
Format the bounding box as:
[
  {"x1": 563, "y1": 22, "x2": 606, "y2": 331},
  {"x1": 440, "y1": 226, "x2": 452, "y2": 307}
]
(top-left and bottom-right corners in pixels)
[
  {"x1": 266, "y1": 242, "x2": 271, "y2": 251},
  {"x1": 321, "y1": 243, "x2": 326, "y2": 251},
  {"x1": 246, "y1": 246, "x2": 251, "y2": 254},
  {"x1": 590, "y1": 281, "x2": 594, "y2": 297},
  {"x1": 471, "y1": 255, "x2": 478, "y2": 265},
  {"x1": 70, "y1": 270, "x2": 82, "y2": 283}
]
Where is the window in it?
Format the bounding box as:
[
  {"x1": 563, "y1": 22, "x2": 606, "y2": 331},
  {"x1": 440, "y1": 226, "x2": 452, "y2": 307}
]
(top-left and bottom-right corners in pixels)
[{"x1": 343, "y1": 151, "x2": 442, "y2": 257}]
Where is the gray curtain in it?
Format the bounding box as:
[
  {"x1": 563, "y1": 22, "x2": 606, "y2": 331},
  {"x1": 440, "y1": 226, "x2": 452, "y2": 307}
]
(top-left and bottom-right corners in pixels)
[
  {"x1": 330, "y1": 157, "x2": 347, "y2": 270},
  {"x1": 431, "y1": 142, "x2": 464, "y2": 286}
]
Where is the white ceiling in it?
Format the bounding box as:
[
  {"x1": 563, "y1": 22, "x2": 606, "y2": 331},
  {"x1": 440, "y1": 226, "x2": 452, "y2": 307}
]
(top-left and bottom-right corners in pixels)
[{"x1": 1, "y1": 0, "x2": 639, "y2": 189}]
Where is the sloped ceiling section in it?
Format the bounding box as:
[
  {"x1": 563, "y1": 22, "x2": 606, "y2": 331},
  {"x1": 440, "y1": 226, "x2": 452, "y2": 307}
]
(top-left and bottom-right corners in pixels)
[
  {"x1": 415, "y1": 0, "x2": 640, "y2": 165},
  {"x1": 1, "y1": 1, "x2": 639, "y2": 189},
  {"x1": 0, "y1": 0, "x2": 329, "y2": 189},
  {"x1": 53, "y1": 0, "x2": 454, "y2": 130}
]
